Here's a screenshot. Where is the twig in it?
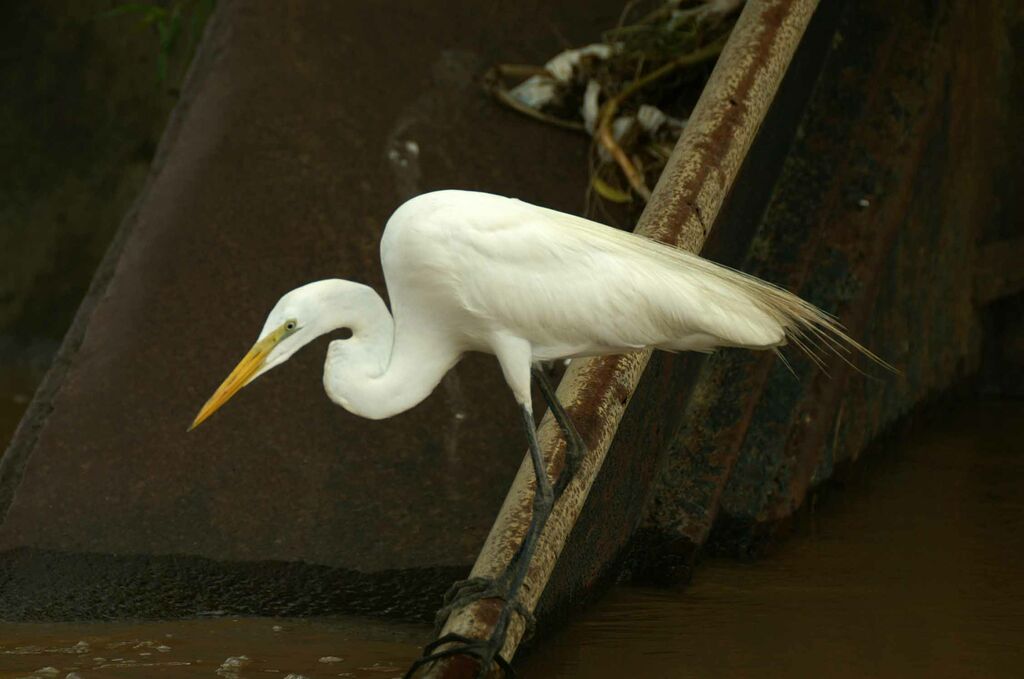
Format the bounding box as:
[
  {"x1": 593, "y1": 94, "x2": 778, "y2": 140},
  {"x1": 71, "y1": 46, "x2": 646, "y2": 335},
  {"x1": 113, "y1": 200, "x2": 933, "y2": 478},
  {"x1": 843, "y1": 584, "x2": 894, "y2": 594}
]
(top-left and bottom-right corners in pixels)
[
  {"x1": 492, "y1": 88, "x2": 588, "y2": 132},
  {"x1": 492, "y1": 63, "x2": 552, "y2": 79},
  {"x1": 595, "y1": 33, "x2": 729, "y2": 200},
  {"x1": 487, "y1": 66, "x2": 588, "y2": 133}
]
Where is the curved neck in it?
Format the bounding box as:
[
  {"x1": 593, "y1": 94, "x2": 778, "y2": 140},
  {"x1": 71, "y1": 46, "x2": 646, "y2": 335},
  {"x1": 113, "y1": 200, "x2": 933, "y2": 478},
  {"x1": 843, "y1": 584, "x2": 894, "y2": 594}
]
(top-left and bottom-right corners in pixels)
[{"x1": 322, "y1": 297, "x2": 459, "y2": 421}]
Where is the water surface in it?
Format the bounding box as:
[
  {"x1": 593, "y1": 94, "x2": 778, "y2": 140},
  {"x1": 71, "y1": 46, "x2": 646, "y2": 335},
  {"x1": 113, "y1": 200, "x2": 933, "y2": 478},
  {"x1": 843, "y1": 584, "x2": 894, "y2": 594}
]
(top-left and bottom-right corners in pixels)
[
  {"x1": 522, "y1": 400, "x2": 1024, "y2": 678},
  {"x1": 1, "y1": 400, "x2": 1021, "y2": 678}
]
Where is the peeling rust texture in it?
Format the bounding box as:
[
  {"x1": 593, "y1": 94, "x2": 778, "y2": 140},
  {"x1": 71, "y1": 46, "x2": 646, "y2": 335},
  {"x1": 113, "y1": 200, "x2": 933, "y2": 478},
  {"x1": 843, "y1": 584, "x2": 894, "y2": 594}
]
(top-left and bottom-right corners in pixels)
[
  {"x1": 639, "y1": 0, "x2": 1011, "y2": 568},
  {"x1": 417, "y1": 1, "x2": 821, "y2": 675}
]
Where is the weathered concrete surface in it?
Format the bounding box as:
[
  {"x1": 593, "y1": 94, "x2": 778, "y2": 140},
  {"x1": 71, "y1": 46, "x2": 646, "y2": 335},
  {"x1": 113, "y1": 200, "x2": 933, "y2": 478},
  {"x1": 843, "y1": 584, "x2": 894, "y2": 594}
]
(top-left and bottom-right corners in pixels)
[
  {"x1": 0, "y1": 0, "x2": 626, "y2": 620},
  {"x1": 632, "y1": 0, "x2": 1021, "y2": 577}
]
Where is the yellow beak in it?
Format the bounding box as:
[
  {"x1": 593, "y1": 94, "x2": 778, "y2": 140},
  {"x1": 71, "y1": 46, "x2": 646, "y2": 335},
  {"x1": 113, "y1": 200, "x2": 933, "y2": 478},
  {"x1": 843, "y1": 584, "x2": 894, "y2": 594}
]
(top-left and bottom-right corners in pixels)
[{"x1": 189, "y1": 327, "x2": 286, "y2": 431}]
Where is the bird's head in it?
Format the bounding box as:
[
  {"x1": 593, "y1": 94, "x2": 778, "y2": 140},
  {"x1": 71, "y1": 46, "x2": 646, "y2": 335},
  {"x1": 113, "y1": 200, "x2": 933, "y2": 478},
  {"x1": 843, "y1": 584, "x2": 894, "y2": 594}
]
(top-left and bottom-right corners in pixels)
[{"x1": 189, "y1": 280, "x2": 359, "y2": 431}]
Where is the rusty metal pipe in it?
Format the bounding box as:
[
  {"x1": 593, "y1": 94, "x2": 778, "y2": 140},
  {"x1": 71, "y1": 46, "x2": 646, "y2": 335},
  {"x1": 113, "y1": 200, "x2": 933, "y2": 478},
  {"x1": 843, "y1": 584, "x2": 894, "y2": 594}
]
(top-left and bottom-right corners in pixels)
[{"x1": 415, "y1": 1, "x2": 820, "y2": 675}]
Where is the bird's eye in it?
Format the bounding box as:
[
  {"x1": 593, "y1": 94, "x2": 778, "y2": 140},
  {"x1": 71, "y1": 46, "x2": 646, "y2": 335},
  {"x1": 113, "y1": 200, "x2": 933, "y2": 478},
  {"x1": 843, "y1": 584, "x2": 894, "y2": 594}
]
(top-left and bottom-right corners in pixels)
[{"x1": 286, "y1": 321, "x2": 296, "y2": 331}]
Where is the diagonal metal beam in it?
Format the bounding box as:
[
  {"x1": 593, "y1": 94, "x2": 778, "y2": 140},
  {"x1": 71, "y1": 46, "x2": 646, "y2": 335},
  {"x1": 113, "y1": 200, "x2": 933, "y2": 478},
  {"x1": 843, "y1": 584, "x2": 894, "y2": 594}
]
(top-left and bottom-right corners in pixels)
[{"x1": 415, "y1": 1, "x2": 820, "y2": 675}]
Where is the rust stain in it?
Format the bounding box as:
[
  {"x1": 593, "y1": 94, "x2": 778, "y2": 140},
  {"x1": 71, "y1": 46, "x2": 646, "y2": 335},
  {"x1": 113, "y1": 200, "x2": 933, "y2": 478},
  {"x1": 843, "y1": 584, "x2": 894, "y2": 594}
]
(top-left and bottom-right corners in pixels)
[{"x1": 569, "y1": 355, "x2": 626, "y2": 437}]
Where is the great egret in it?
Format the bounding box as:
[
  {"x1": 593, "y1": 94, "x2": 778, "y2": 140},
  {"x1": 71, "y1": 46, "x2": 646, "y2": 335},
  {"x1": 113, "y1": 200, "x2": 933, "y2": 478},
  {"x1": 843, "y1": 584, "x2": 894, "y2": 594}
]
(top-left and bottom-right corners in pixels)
[{"x1": 190, "y1": 189, "x2": 885, "y2": 677}]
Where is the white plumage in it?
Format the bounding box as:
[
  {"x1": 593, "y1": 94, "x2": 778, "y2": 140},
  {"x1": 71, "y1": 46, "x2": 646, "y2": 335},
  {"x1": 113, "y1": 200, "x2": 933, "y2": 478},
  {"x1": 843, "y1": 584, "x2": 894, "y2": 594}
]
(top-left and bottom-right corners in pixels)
[
  {"x1": 191, "y1": 189, "x2": 883, "y2": 430},
  {"x1": 382, "y1": 190, "x2": 874, "y2": 368}
]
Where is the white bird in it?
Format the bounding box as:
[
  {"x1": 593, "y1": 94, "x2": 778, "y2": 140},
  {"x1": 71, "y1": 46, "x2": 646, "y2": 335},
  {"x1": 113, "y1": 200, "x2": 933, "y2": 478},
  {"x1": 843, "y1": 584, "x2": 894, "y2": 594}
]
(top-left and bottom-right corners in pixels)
[{"x1": 189, "y1": 189, "x2": 885, "y2": 676}]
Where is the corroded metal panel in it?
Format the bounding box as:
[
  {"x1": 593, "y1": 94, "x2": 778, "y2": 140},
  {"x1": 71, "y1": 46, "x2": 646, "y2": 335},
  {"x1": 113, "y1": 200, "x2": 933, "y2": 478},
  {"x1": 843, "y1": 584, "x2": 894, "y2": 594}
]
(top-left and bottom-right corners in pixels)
[{"x1": 639, "y1": 0, "x2": 1005, "y2": 568}]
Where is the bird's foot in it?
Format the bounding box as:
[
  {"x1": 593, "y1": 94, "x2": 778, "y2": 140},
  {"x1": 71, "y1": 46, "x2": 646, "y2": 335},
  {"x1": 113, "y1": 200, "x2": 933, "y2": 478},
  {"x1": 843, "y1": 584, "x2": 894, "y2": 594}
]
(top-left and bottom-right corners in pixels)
[
  {"x1": 404, "y1": 633, "x2": 514, "y2": 679},
  {"x1": 433, "y1": 576, "x2": 492, "y2": 634},
  {"x1": 407, "y1": 399, "x2": 552, "y2": 678},
  {"x1": 432, "y1": 575, "x2": 536, "y2": 640},
  {"x1": 409, "y1": 576, "x2": 535, "y2": 678}
]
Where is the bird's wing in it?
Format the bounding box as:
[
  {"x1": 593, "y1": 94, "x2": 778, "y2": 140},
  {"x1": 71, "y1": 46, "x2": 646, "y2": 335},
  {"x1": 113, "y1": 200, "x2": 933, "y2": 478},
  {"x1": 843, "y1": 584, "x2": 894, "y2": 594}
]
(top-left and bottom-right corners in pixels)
[{"x1": 447, "y1": 195, "x2": 887, "y2": 367}]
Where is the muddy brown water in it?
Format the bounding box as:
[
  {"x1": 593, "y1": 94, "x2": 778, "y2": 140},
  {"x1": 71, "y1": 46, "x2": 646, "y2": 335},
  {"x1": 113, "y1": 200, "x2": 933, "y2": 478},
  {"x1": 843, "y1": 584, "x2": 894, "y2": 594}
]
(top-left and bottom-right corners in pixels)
[{"x1": 1, "y1": 400, "x2": 1021, "y2": 678}]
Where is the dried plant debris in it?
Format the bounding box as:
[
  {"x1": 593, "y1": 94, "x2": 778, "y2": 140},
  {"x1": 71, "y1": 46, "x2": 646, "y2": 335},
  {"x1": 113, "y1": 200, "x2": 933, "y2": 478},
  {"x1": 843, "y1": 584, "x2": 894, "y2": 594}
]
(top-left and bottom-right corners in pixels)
[{"x1": 487, "y1": 0, "x2": 743, "y2": 214}]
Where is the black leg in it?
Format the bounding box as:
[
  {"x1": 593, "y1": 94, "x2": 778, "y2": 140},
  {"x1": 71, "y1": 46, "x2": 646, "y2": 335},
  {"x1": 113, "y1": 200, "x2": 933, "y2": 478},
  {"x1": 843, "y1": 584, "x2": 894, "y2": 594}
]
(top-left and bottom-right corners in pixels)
[
  {"x1": 406, "y1": 404, "x2": 554, "y2": 679},
  {"x1": 531, "y1": 364, "x2": 587, "y2": 497}
]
